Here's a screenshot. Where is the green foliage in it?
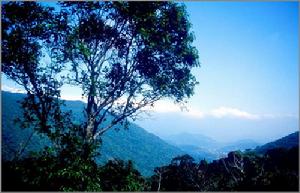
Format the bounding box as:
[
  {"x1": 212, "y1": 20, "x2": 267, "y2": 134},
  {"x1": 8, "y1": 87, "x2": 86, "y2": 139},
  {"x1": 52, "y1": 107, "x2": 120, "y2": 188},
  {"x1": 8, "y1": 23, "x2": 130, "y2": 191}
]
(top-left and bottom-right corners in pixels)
[
  {"x1": 150, "y1": 154, "x2": 201, "y2": 191},
  {"x1": 2, "y1": 2, "x2": 66, "y2": 137},
  {"x1": 150, "y1": 148, "x2": 299, "y2": 191},
  {"x1": 2, "y1": 149, "x2": 102, "y2": 191},
  {"x1": 99, "y1": 159, "x2": 146, "y2": 191},
  {"x1": 53, "y1": 1, "x2": 200, "y2": 143},
  {"x1": 2, "y1": 151, "x2": 147, "y2": 191},
  {"x1": 2, "y1": 116, "x2": 102, "y2": 191},
  {"x1": 2, "y1": 2, "x2": 54, "y2": 79},
  {"x1": 60, "y1": 2, "x2": 199, "y2": 100}
]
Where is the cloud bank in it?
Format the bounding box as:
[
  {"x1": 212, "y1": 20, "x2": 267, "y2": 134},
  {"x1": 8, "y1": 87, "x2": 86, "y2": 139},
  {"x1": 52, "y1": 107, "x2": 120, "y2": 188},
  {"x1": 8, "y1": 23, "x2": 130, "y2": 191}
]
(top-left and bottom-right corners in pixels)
[
  {"x1": 150, "y1": 100, "x2": 205, "y2": 118},
  {"x1": 2, "y1": 86, "x2": 297, "y2": 121},
  {"x1": 2, "y1": 85, "x2": 26, "y2": 94},
  {"x1": 150, "y1": 100, "x2": 297, "y2": 120},
  {"x1": 210, "y1": 106, "x2": 259, "y2": 120}
]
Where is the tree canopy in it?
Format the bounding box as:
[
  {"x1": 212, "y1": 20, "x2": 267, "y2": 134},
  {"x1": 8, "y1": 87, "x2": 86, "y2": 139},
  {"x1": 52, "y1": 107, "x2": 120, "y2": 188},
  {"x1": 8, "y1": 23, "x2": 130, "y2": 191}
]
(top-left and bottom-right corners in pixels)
[
  {"x1": 149, "y1": 148, "x2": 299, "y2": 191},
  {"x1": 2, "y1": 1, "x2": 199, "y2": 146}
]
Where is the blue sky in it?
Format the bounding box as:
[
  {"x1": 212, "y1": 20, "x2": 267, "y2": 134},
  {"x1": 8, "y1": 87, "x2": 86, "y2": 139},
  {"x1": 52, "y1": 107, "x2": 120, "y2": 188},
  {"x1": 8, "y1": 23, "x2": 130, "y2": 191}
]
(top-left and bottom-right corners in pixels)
[
  {"x1": 140, "y1": 1, "x2": 299, "y2": 142},
  {"x1": 185, "y1": 1, "x2": 298, "y2": 115},
  {"x1": 2, "y1": 2, "x2": 299, "y2": 142}
]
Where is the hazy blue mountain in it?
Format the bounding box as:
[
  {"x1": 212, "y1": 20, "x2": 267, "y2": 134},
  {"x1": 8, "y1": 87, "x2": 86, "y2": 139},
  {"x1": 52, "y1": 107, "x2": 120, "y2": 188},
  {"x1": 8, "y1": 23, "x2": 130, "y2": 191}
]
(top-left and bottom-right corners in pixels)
[
  {"x1": 162, "y1": 132, "x2": 219, "y2": 149},
  {"x1": 161, "y1": 132, "x2": 262, "y2": 160},
  {"x1": 219, "y1": 139, "x2": 260, "y2": 153},
  {"x1": 137, "y1": 112, "x2": 298, "y2": 144},
  {"x1": 175, "y1": 144, "x2": 219, "y2": 161},
  {"x1": 255, "y1": 131, "x2": 299, "y2": 154},
  {"x1": 1, "y1": 92, "x2": 52, "y2": 161},
  {"x1": 1, "y1": 91, "x2": 184, "y2": 176},
  {"x1": 161, "y1": 132, "x2": 222, "y2": 161}
]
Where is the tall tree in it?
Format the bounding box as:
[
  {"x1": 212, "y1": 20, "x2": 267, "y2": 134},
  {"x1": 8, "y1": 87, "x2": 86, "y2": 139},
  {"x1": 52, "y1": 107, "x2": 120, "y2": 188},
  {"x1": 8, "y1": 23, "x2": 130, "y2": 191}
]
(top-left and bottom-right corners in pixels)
[
  {"x1": 58, "y1": 2, "x2": 200, "y2": 143},
  {"x1": 2, "y1": 1, "x2": 199, "y2": 154}
]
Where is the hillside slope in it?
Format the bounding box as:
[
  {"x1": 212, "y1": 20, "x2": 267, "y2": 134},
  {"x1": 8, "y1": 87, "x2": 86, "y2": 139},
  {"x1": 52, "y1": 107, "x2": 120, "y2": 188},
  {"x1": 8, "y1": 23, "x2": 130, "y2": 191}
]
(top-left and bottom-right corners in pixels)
[
  {"x1": 255, "y1": 131, "x2": 299, "y2": 154},
  {"x1": 1, "y1": 91, "x2": 183, "y2": 176}
]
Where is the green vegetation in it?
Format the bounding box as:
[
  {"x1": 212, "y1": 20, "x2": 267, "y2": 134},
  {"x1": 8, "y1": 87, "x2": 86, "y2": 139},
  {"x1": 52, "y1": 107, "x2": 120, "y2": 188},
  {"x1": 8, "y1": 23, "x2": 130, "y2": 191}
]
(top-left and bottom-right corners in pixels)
[
  {"x1": 2, "y1": 153, "x2": 141, "y2": 191},
  {"x1": 2, "y1": 1, "x2": 199, "y2": 154},
  {"x1": 3, "y1": 146, "x2": 298, "y2": 191},
  {"x1": 150, "y1": 147, "x2": 299, "y2": 191},
  {"x1": 2, "y1": 1, "x2": 199, "y2": 185},
  {"x1": 2, "y1": 91, "x2": 183, "y2": 176}
]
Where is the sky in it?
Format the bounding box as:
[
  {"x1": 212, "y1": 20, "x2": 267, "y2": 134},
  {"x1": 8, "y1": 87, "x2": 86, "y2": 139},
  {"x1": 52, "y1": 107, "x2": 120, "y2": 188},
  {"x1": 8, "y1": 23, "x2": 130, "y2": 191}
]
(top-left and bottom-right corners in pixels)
[
  {"x1": 136, "y1": 1, "x2": 299, "y2": 143},
  {"x1": 185, "y1": 1, "x2": 298, "y2": 115},
  {"x1": 2, "y1": 2, "x2": 299, "y2": 143}
]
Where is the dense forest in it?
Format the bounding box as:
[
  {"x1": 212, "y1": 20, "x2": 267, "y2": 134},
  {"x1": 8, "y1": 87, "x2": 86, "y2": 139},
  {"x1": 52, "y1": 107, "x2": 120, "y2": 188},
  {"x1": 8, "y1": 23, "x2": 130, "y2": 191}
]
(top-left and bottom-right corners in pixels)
[{"x1": 2, "y1": 146, "x2": 299, "y2": 191}]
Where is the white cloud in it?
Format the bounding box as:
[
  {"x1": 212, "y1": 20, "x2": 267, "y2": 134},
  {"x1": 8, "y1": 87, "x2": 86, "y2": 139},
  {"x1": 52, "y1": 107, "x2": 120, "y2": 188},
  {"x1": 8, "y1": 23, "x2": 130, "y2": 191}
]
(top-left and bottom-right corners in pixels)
[
  {"x1": 150, "y1": 103, "x2": 260, "y2": 120},
  {"x1": 210, "y1": 106, "x2": 260, "y2": 120},
  {"x1": 149, "y1": 102, "x2": 270, "y2": 120},
  {"x1": 149, "y1": 100, "x2": 205, "y2": 118},
  {"x1": 149, "y1": 100, "x2": 181, "y2": 113},
  {"x1": 183, "y1": 107, "x2": 206, "y2": 118},
  {"x1": 60, "y1": 95, "x2": 86, "y2": 102},
  {"x1": 2, "y1": 85, "x2": 26, "y2": 94}
]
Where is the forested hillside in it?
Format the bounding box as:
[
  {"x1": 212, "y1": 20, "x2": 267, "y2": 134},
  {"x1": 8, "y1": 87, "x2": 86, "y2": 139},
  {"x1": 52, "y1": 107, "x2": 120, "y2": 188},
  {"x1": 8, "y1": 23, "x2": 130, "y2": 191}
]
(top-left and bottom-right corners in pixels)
[
  {"x1": 2, "y1": 91, "x2": 183, "y2": 176},
  {"x1": 255, "y1": 131, "x2": 299, "y2": 154},
  {"x1": 3, "y1": 146, "x2": 298, "y2": 191}
]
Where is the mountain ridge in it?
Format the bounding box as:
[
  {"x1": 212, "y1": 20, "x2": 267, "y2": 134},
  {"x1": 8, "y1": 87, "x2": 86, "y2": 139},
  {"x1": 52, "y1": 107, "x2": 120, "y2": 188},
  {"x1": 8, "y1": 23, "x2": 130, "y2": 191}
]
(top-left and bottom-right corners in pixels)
[
  {"x1": 1, "y1": 91, "x2": 184, "y2": 176},
  {"x1": 255, "y1": 131, "x2": 299, "y2": 154}
]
